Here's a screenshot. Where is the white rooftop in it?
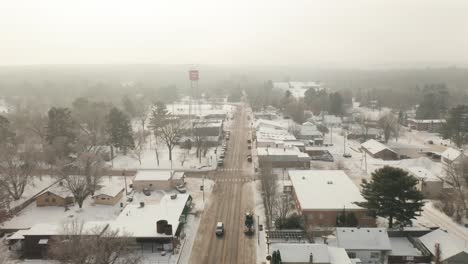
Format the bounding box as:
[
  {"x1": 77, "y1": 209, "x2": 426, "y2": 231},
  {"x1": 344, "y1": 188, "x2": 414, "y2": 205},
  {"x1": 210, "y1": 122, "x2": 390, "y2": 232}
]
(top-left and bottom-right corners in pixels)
[
  {"x1": 389, "y1": 237, "x2": 422, "y2": 256},
  {"x1": 335, "y1": 228, "x2": 392, "y2": 251},
  {"x1": 133, "y1": 170, "x2": 173, "y2": 181},
  {"x1": 270, "y1": 243, "x2": 351, "y2": 264},
  {"x1": 419, "y1": 229, "x2": 468, "y2": 261},
  {"x1": 257, "y1": 147, "x2": 310, "y2": 158},
  {"x1": 108, "y1": 194, "x2": 190, "y2": 238},
  {"x1": 407, "y1": 167, "x2": 440, "y2": 182},
  {"x1": 10, "y1": 221, "x2": 109, "y2": 238},
  {"x1": 361, "y1": 139, "x2": 396, "y2": 155},
  {"x1": 288, "y1": 170, "x2": 365, "y2": 210},
  {"x1": 43, "y1": 183, "x2": 74, "y2": 198},
  {"x1": 441, "y1": 147, "x2": 462, "y2": 162}
]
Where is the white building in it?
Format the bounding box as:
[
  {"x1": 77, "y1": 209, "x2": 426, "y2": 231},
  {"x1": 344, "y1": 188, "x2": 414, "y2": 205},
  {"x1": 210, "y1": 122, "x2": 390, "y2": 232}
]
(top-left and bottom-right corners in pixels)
[
  {"x1": 441, "y1": 147, "x2": 463, "y2": 168},
  {"x1": 334, "y1": 228, "x2": 392, "y2": 264},
  {"x1": 257, "y1": 147, "x2": 310, "y2": 169},
  {"x1": 132, "y1": 170, "x2": 184, "y2": 191},
  {"x1": 288, "y1": 170, "x2": 375, "y2": 228},
  {"x1": 418, "y1": 229, "x2": 468, "y2": 264},
  {"x1": 270, "y1": 243, "x2": 352, "y2": 264}
]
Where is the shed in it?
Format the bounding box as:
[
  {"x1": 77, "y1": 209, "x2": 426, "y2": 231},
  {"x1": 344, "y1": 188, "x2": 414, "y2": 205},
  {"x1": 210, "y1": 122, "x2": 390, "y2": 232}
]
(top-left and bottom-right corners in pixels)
[{"x1": 361, "y1": 139, "x2": 398, "y2": 160}]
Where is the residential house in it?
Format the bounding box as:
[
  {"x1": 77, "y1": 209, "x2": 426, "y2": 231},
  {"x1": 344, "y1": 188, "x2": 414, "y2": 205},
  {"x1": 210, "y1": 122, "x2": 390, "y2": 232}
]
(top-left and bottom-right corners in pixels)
[
  {"x1": 334, "y1": 228, "x2": 392, "y2": 264},
  {"x1": 441, "y1": 148, "x2": 463, "y2": 168},
  {"x1": 36, "y1": 184, "x2": 74, "y2": 207},
  {"x1": 92, "y1": 185, "x2": 124, "y2": 206},
  {"x1": 270, "y1": 243, "x2": 352, "y2": 264},
  {"x1": 132, "y1": 170, "x2": 185, "y2": 192},
  {"x1": 288, "y1": 170, "x2": 375, "y2": 229},
  {"x1": 417, "y1": 229, "x2": 468, "y2": 264},
  {"x1": 361, "y1": 139, "x2": 398, "y2": 160},
  {"x1": 407, "y1": 167, "x2": 444, "y2": 199}
]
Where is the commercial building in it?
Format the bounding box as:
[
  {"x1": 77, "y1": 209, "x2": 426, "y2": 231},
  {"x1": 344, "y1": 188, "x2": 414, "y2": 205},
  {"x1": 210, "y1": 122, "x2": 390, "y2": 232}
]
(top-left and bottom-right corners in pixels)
[
  {"x1": 407, "y1": 119, "x2": 445, "y2": 132},
  {"x1": 270, "y1": 243, "x2": 352, "y2": 264},
  {"x1": 257, "y1": 147, "x2": 311, "y2": 169},
  {"x1": 288, "y1": 170, "x2": 375, "y2": 229},
  {"x1": 132, "y1": 170, "x2": 185, "y2": 192}
]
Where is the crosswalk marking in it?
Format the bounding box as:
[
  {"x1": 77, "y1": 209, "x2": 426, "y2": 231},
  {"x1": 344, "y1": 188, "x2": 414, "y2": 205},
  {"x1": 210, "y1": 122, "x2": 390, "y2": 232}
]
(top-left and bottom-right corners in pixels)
[
  {"x1": 216, "y1": 168, "x2": 246, "y2": 172},
  {"x1": 215, "y1": 178, "x2": 252, "y2": 182}
]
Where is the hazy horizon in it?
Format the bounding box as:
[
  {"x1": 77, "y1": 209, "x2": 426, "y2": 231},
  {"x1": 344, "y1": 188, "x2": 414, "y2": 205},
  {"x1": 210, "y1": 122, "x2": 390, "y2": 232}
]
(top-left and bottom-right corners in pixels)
[{"x1": 1, "y1": 0, "x2": 468, "y2": 68}]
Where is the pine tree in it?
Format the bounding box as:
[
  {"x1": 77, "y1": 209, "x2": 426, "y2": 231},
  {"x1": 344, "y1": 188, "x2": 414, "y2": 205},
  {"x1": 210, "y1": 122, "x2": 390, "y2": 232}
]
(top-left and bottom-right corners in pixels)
[
  {"x1": 106, "y1": 107, "x2": 134, "y2": 156},
  {"x1": 46, "y1": 107, "x2": 77, "y2": 157},
  {"x1": 441, "y1": 105, "x2": 468, "y2": 148},
  {"x1": 357, "y1": 166, "x2": 425, "y2": 228}
]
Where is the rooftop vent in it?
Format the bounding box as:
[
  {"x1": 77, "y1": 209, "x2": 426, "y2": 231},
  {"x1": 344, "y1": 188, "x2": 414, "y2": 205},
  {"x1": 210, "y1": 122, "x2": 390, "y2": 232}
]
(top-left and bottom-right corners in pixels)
[
  {"x1": 140, "y1": 202, "x2": 145, "y2": 207},
  {"x1": 327, "y1": 181, "x2": 333, "y2": 184}
]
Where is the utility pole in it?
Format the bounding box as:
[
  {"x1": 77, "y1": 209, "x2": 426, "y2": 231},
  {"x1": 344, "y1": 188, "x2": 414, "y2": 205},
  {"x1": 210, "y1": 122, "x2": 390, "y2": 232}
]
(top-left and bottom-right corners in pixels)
[
  {"x1": 330, "y1": 126, "x2": 333, "y2": 145},
  {"x1": 343, "y1": 129, "x2": 347, "y2": 155}
]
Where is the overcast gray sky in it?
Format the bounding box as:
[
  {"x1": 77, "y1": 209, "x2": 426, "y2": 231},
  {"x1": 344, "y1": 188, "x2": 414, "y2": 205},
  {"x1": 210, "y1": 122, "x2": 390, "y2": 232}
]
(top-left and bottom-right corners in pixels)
[{"x1": 1, "y1": 0, "x2": 467, "y2": 68}]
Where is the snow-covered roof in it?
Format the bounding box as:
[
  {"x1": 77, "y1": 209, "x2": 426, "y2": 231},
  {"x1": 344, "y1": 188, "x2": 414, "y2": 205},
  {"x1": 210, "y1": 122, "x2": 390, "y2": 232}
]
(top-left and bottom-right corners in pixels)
[
  {"x1": 41, "y1": 184, "x2": 73, "y2": 198},
  {"x1": 389, "y1": 237, "x2": 422, "y2": 256},
  {"x1": 408, "y1": 118, "x2": 446, "y2": 124},
  {"x1": 257, "y1": 147, "x2": 310, "y2": 158},
  {"x1": 336, "y1": 228, "x2": 392, "y2": 251},
  {"x1": 13, "y1": 221, "x2": 109, "y2": 237},
  {"x1": 270, "y1": 243, "x2": 351, "y2": 264},
  {"x1": 133, "y1": 170, "x2": 173, "y2": 182},
  {"x1": 300, "y1": 124, "x2": 322, "y2": 137},
  {"x1": 255, "y1": 119, "x2": 289, "y2": 130},
  {"x1": 323, "y1": 115, "x2": 342, "y2": 124},
  {"x1": 288, "y1": 170, "x2": 365, "y2": 210},
  {"x1": 407, "y1": 167, "x2": 440, "y2": 182},
  {"x1": 93, "y1": 185, "x2": 124, "y2": 198},
  {"x1": 108, "y1": 194, "x2": 190, "y2": 238},
  {"x1": 419, "y1": 229, "x2": 468, "y2": 261},
  {"x1": 441, "y1": 148, "x2": 462, "y2": 162},
  {"x1": 361, "y1": 139, "x2": 396, "y2": 155}
]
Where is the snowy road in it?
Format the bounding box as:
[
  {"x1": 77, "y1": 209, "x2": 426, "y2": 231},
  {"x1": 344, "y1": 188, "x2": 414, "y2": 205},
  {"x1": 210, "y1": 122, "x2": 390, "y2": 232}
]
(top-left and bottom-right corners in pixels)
[
  {"x1": 189, "y1": 103, "x2": 256, "y2": 264},
  {"x1": 417, "y1": 203, "x2": 468, "y2": 241}
]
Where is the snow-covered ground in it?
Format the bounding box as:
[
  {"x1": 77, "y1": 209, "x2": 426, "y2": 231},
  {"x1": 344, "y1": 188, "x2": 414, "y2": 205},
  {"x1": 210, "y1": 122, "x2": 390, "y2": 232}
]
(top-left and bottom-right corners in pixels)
[{"x1": 1, "y1": 177, "x2": 131, "y2": 230}]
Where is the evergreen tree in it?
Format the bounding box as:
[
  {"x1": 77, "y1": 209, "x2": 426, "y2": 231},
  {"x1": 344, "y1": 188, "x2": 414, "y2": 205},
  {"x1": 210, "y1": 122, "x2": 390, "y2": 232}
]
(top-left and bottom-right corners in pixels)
[
  {"x1": 0, "y1": 115, "x2": 15, "y2": 144},
  {"x1": 440, "y1": 105, "x2": 468, "y2": 148},
  {"x1": 46, "y1": 107, "x2": 77, "y2": 157},
  {"x1": 357, "y1": 166, "x2": 425, "y2": 228},
  {"x1": 328, "y1": 92, "x2": 344, "y2": 116},
  {"x1": 106, "y1": 107, "x2": 134, "y2": 155}
]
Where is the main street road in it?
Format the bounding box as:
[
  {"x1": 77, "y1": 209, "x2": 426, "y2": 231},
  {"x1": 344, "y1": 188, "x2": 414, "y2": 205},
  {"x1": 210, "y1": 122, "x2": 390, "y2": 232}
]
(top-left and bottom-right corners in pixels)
[{"x1": 190, "y1": 103, "x2": 256, "y2": 264}]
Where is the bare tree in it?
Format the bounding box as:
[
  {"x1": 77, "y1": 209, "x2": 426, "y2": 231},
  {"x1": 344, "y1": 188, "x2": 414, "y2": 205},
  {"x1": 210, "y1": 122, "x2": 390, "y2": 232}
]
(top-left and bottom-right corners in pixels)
[
  {"x1": 149, "y1": 102, "x2": 169, "y2": 166},
  {"x1": 193, "y1": 127, "x2": 207, "y2": 164},
  {"x1": 62, "y1": 174, "x2": 89, "y2": 209},
  {"x1": 178, "y1": 149, "x2": 190, "y2": 166},
  {"x1": 159, "y1": 119, "x2": 182, "y2": 162},
  {"x1": 133, "y1": 129, "x2": 148, "y2": 165},
  {"x1": 357, "y1": 113, "x2": 373, "y2": 141},
  {"x1": 259, "y1": 162, "x2": 278, "y2": 228},
  {"x1": 378, "y1": 112, "x2": 398, "y2": 143},
  {"x1": 0, "y1": 144, "x2": 37, "y2": 200},
  {"x1": 288, "y1": 123, "x2": 301, "y2": 138},
  {"x1": 273, "y1": 194, "x2": 293, "y2": 228},
  {"x1": 444, "y1": 161, "x2": 468, "y2": 222},
  {"x1": 49, "y1": 221, "x2": 141, "y2": 264}
]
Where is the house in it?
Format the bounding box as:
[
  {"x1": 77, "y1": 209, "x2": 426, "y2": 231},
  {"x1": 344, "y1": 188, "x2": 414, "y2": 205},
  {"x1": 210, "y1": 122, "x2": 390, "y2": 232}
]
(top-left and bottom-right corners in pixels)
[
  {"x1": 288, "y1": 170, "x2": 375, "y2": 229},
  {"x1": 417, "y1": 229, "x2": 468, "y2": 264},
  {"x1": 92, "y1": 185, "x2": 125, "y2": 206},
  {"x1": 298, "y1": 122, "x2": 323, "y2": 142},
  {"x1": 406, "y1": 167, "x2": 444, "y2": 199},
  {"x1": 132, "y1": 170, "x2": 185, "y2": 192},
  {"x1": 108, "y1": 194, "x2": 192, "y2": 249},
  {"x1": 361, "y1": 139, "x2": 398, "y2": 160},
  {"x1": 334, "y1": 228, "x2": 392, "y2": 264},
  {"x1": 387, "y1": 229, "x2": 431, "y2": 264},
  {"x1": 441, "y1": 148, "x2": 463, "y2": 168},
  {"x1": 257, "y1": 147, "x2": 311, "y2": 169},
  {"x1": 407, "y1": 119, "x2": 445, "y2": 132},
  {"x1": 10, "y1": 221, "x2": 108, "y2": 258},
  {"x1": 270, "y1": 243, "x2": 352, "y2": 264},
  {"x1": 36, "y1": 184, "x2": 74, "y2": 207}
]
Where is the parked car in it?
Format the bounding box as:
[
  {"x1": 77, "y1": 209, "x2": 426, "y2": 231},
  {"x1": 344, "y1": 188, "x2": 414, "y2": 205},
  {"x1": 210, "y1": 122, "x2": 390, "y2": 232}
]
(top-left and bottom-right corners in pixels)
[
  {"x1": 220, "y1": 153, "x2": 225, "y2": 159},
  {"x1": 248, "y1": 145, "x2": 251, "y2": 149},
  {"x1": 247, "y1": 155, "x2": 252, "y2": 162},
  {"x1": 143, "y1": 188, "x2": 151, "y2": 196},
  {"x1": 217, "y1": 159, "x2": 224, "y2": 166},
  {"x1": 126, "y1": 195, "x2": 134, "y2": 202},
  {"x1": 215, "y1": 222, "x2": 225, "y2": 236},
  {"x1": 176, "y1": 184, "x2": 187, "y2": 193},
  {"x1": 343, "y1": 153, "x2": 352, "y2": 158}
]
